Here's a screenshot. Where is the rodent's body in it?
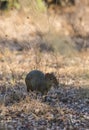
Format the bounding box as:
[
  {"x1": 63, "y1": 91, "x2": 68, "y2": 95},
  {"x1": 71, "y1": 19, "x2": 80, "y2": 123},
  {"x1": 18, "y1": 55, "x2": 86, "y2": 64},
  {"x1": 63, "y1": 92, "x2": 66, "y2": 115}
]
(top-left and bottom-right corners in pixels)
[
  {"x1": 25, "y1": 70, "x2": 48, "y2": 94},
  {"x1": 25, "y1": 70, "x2": 58, "y2": 94}
]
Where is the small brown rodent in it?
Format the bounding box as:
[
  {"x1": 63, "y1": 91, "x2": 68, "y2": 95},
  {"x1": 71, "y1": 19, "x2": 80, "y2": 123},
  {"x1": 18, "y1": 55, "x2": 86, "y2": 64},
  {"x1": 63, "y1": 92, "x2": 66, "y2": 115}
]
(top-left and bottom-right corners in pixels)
[{"x1": 25, "y1": 70, "x2": 58, "y2": 94}]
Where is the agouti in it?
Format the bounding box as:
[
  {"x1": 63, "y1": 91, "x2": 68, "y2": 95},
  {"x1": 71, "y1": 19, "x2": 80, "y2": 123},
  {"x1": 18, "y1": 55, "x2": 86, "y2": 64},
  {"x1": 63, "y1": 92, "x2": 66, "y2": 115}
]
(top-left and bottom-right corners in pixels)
[{"x1": 25, "y1": 70, "x2": 58, "y2": 94}]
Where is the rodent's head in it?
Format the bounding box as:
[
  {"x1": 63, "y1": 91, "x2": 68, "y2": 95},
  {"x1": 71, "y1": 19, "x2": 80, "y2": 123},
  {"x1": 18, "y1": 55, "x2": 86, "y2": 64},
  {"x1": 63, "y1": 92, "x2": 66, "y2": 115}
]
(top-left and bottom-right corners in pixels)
[{"x1": 45, "y1": 72, "x2": 59, "y2": 88}]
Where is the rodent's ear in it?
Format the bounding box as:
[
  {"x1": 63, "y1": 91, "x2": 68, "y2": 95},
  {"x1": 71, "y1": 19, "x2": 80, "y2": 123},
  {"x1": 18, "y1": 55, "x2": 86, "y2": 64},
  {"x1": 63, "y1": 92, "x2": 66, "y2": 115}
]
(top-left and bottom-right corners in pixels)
[
  {"x1": 45, "y1": 73, "x2": 54, "y2": 81},
  {"x1": 45, "y1": 73, "x2": 51, "y2": 79},
  {"x1": 45, "y1": 72, "x2": 55, "y2": 78}
]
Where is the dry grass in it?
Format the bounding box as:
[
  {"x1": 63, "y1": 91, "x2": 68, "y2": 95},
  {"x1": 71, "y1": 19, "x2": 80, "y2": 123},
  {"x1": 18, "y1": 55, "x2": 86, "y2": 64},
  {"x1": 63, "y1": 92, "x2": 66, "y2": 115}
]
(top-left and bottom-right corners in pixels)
[{"x1": 0, "y1": 45, "x2": 89, "y2": 92}]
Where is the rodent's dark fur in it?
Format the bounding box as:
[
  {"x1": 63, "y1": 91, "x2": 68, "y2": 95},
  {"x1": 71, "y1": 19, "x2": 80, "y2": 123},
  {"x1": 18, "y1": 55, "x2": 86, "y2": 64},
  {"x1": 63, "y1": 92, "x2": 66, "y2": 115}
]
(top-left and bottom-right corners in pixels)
[{"x1": 25, "y1": 70, "x2": 58, "y2": 94}]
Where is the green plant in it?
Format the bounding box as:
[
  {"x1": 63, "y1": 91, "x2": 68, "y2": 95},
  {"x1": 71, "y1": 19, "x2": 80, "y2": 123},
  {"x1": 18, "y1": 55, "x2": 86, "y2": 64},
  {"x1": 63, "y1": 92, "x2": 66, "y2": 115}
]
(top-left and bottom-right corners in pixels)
[
  {"x1": 8, "y1": 0, "x2": 20, "y2": 9},
  {"x1": 36, "y1": 0, "x2": 46, "y2": 12},
  {"x1": 0, "y1": 0, "x2": 20, "y2": 10}
]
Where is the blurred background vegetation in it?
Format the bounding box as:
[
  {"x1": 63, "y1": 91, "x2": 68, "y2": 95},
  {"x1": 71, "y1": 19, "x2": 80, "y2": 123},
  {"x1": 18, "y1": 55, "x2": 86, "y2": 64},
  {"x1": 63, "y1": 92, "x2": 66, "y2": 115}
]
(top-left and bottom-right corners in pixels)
[
  {"x1": 0, "y1": 0, "x2": 89, "y2": 53},
  {"x1": 0, "y1": 0, "x2": 75, "y2": 11}
]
